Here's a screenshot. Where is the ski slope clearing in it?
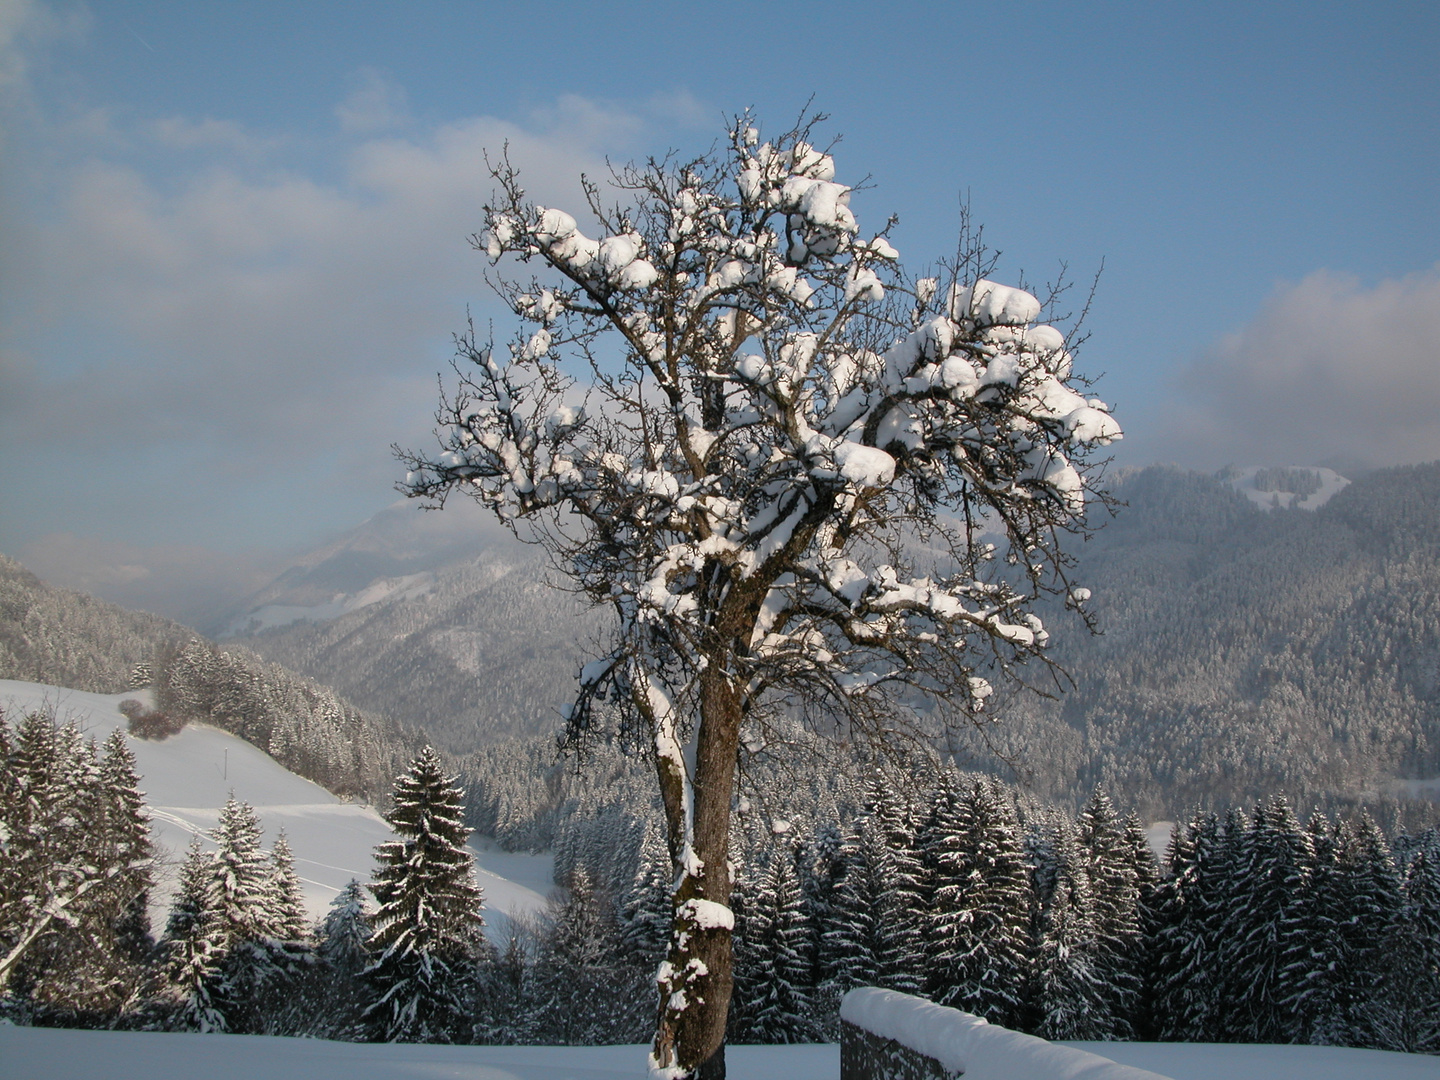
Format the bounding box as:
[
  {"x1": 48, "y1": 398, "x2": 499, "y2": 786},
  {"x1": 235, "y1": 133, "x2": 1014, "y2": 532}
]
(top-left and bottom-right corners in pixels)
[
  {"x1": 1, "y1": 1028, "x2": 1434, "y2": 1080},
  {"x1": 1222, "y1": 465, "x2": 1349, "y2": 511},
  {"x1": 0, "y1": 679, "x2": 553, "y2": 938}
]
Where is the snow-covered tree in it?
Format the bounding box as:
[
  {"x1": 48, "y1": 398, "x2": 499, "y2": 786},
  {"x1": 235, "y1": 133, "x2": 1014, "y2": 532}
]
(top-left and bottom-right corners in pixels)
[
  {"x1": 621, "y1": 818, "x2": 673, "y2": 966},
  {"x1": 314, "y1": 879, "x2": 372, "y2": 1040},
  {"x1": 1076, "y1": 788, "x2": 1141, "y2": 1036},
  {"x1": 922, "y1": 776, "x2": 1031, "y2": 1027},
  {"x1": 160, "y1": 836, "x2": 224, "y2": 1032},
  {"x1": 1028, "y1": 815, "x2": 1109, "y2": 1040},
  {"x1": 822, "y1": 780, "x2": 927, "y2": 999},
  {"x1": 730, "y1": 849, "x2": 814, "y2": 1043},
  {"x1": 0, "y1": 712, "x2": 153, "y2": 1016},
  {"x1": 1222, "y1": 794, "x2": 1313, "y2": 1042},
  {"x1": 529, "y1": 866, "x2": 650, "y2": 1044},
  {"x1": 363, "y1": 746, "x2": 487, "y2": 1043},
  {"x1": 399, "y1": 111, "x2": 1120, "y2": 1076}
]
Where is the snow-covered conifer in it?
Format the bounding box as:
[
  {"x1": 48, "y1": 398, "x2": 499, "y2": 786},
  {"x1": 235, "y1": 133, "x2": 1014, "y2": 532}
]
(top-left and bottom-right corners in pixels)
[
  {"x1": 731, "y1": 850, "x2": 814, "y2": 1044},
  {"x1": 922, "y1": 776, "x2": 1031, "y2": 1027},
  {"x1": 621, "y1": 819, "x2": 673, "y2": 966},
  {"x1": 160, "y1": 836, "x2": 225, "y2": 1032},
  {"x1": 1075, "y1": 788, "x2": 1141, "y2": 1037},
  {"x1": 313, "y1": 879, "x2": 372, "y2": 1040},
  {"x1": 1029, "y1": 815, "x2": 1109, "y2": 1040},
  {"x1": 266, "y1": 831, "x2": 309, "y2": 941},
  {"x1": 363, "y1": 746, "x2": 486, "y2": 1043},
  {"x1": 1224, "y1": 794, "x2": 1313, "y2": 1043},
  {"x1": 529, "y1": 866, "x2": 648, "y2": 1044}
]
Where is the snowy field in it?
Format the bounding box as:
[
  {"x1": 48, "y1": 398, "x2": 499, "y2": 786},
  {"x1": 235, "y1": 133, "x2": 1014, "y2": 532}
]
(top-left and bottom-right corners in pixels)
[
  {"x1": 0, "y1": 1028, "x2": 1435, "y2": 1080},
  {"x1": 0, "y1": 679, "x2": 554, "y2": 939}
]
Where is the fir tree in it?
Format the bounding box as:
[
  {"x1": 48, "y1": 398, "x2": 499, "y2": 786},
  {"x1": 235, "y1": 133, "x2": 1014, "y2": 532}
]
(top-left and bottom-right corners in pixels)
[
  {"x1": 160, "y1": 836, "x2": 225, "y2": 1032},
  {"x1": 530, "y1": 866, "x2": 648, "y2": 1044},
  {"x1": 267, "y1": 831, "x2": 309, "y2": 940},
  {"x1": 620, "y1": 818, "x2": 672, "y2": 967},
  {"x1": 1378, "y1": 845, "x2": 1440, "y2": 1053},
  {"x1": 206, "y1": 795, "x2": 284, "y2": 1032},
  {"x1": 1075, "y1": 787, "x2": 1141, "y2": 1037},
  {"x1": 731, "y1": 850, "x2": 814, "y2": 1043},
  {"x1": 314, "y1": 879, "x2": 372, "y2": 1040},
  {"x1": 363, "y1": 746, "x2": 486, "y2": 1043},
  {"x1": 1028, "y1": 815, "x2": 1109, "y2": 1040},
  {"x1": 1225, "y1": 795, "x2": 1313, "y2": 1042},
  {"x1": 922, "y1": 777, "x2": 1031, "y2": 1028},
  {"x1": 1147, "y1": 818, "x2": 1199, "y2": 1041},
  {"x1": 1330, "y1": 813, "x2": 1404, "y2": 1048}
]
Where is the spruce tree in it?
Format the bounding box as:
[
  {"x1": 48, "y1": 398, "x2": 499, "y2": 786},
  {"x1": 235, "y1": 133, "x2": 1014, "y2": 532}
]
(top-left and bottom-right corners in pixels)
[
  {"x1": 1147, "y1": 818, "x2": 1199, "y2": 1040},
  {"x1": 1382, "y1": 845, "x2": 1440, "y2": 1052},
  {"x1": 923, "y1": 777, "x2": 1031, "y2": 1027},
  {"x1": 363, "y1": 746, "x2": 486, "y2": 1043},
  {"x1": 1225, "y1": 795, "x2": 1313, "y2": 1042},
  {"x1": 1330, "y1": 813, "x2": 1404, "y2": 1048},
  {"x1": 314, "y1": 879, "x2": 372, "y2": 1040},
  {"x1": 530, "y1": 866, "x2": 648, "y2": 1044},
  {"x1": 1076, "y1": 788, "x2": 1141, "y2": 1037},
  {"x1": 621, "y1": 818, "x2": 672, "y2": 967},
  {"x1": 822, "y1": 811, "x2": 905, "y2": 993},
  {"x1": 97, "y1": 730, "x2": 155, "y2": 973},
  {"x1": 160, "y1": 836, "x2": 225, "y2": 1032},
  {"x1": 731, "y1": 850, "x2": 814, "y2": 1043},
  {"x1": 1028, "y1": 816, "x2": 1108, "y2": 1039}
]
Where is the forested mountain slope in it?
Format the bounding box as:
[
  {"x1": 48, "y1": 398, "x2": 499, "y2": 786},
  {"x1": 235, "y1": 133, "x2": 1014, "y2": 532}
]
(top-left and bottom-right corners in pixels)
[
  {"x1": 235, "y1": 463, "x2": 1440, "y2": 821},
  {"x1": 0, "y1": 553, "x2": 412, "y2": 802},
  {"x1": 0, "y1": 553, "x2": 187, "y2": 692},
  {"x1": 233, "y1": 548, "x2": 601, "y2": 756},
  {"x1": 965, "y1": 462, "x2": 1440, "y2": 818}
]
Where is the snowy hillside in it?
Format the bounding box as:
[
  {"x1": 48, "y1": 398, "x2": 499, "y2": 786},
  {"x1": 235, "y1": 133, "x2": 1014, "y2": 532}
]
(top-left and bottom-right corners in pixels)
[
  {"x1": 0, "y1": 678, "x2": 552, "y2": 938},
  {"x1": 0, "y1": 1028, "x2": 1434, "y2": 1080}
]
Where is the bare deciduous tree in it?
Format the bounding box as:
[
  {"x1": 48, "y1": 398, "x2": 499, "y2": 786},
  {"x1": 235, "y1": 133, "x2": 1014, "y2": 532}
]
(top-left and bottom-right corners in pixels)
[{"x1": 399, "y1": 110, "x2": 1120, "y2": 1078}]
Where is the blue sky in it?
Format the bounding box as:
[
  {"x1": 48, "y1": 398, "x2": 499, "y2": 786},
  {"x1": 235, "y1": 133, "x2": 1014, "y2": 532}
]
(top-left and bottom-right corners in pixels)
[{"x1": 1, "y1": 0, "x2": 1437, "y2": 617}]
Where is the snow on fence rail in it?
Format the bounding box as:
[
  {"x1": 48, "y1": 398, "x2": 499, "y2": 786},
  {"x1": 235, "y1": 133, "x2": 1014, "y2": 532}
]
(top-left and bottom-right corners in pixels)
[{"x1": 840, "y1": 988, "x2": 1176, "y2": 1080}]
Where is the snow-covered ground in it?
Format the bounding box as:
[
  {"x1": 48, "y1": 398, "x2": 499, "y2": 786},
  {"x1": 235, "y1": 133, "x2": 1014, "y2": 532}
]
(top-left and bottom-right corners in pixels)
[
  {"x1": 0, "y1": 679, "x2": 553, "y2": 939},
  {"x1": 0, "y1": 1028, "x2": 1433, "y2": 1080},
  {"x1": 0, "y1": 1027, "x2": 831, "y2": 1080},
  {"x1": 1062, "y1": 1040, "x2": 1437, "y2": 1080}
]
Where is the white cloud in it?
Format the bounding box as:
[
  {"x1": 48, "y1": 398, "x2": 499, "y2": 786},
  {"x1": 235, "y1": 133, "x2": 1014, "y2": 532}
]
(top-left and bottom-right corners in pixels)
[
  {"x1": 0, "y1": 55, "x2": 706, "y2": 555},
  {"x1": 151, "y1": 115, "x2": 280, "y2": 156},
  {"x1": 17, "y1": 532, "x2": 284, "y2": 627},
  {"x1": 1135, "y1": 267, "x2": 1440, "y2": 471},
  {"x1": 335, "y1": 68, "x2": 409, "y2": 133},
  {"x1": 0, "y1": 0, "x2": 87, "y2": 92}
]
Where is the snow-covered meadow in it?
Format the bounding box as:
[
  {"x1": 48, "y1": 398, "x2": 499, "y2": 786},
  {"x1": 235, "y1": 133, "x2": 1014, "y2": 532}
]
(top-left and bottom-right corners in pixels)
[{"x1": 0, "y1": 678, "x2": 553, "y2": 940}]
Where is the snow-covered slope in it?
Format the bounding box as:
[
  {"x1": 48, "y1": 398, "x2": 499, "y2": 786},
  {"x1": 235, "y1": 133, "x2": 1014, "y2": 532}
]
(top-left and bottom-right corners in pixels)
[
  {"x1": 0, "y1": 679, "x2": 551, "y2": 937},
  {"x1": 218, "y1": 497, "x2": 525, "y2": 637}
]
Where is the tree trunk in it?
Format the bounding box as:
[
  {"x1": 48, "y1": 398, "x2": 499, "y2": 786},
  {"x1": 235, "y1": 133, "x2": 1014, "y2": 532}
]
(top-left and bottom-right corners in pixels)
[{"x1": 651, "y1": 664, "x2": 742, "y2": 1079}]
